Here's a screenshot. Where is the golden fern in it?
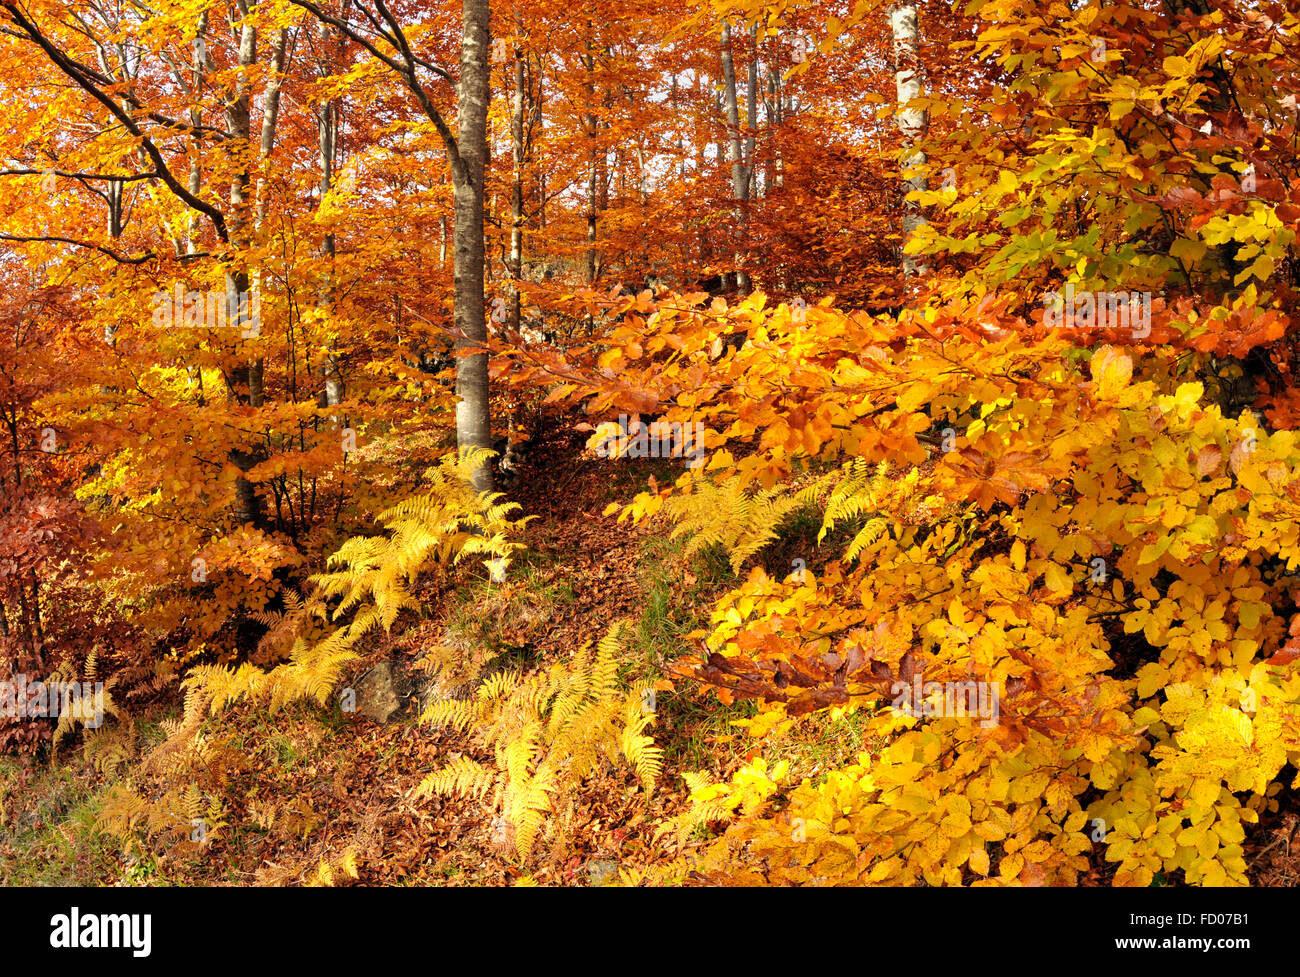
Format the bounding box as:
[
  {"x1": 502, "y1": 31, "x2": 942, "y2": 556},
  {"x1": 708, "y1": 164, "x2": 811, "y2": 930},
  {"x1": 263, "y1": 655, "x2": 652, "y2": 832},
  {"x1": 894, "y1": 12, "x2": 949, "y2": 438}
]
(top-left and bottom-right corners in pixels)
[
  {"x1": 51, "y1": 652, "x2": 122, "y2": 753},
  {"x1": 663, "y1": 477, "x2": 803, "y2": 573},
  {"x1": 417, "y1": 624, "x2": 662, "y2": 861},
  {"x1": 95, "y1": 778, "x2": 227, "y2": 849},
  {"x1": 815, "y1": 458, "x2": 890, "y2": 535},
  {"x1": 417, "y1": 754, "x2": 496, "y2": 800},
  {"x1": 183, "y1": 447, "x2": 532, "y2": 718},
  {"x1": 99, "y1": 450, "x2": 535, "y2": 865},
  {"x1": 306, "y1": 847, "x2": 360, "y2": 887},
  {"x1": 795, "y1": 458, "x2": 915, "y2": 565}
]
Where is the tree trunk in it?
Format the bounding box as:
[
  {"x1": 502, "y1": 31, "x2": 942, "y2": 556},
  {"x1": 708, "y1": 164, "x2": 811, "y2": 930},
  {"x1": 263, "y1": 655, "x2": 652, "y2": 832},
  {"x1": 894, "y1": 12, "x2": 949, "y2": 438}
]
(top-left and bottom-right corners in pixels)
[
  {"x1": 720, "y1": 21, "x2": 750, "y2": 292},
  {"x1": 508, "y1": 47, "x2": 526, "y2": 333},
  {"x1": 288, "y1": 0, "x2": 494, "y2": 492},
  {"x1": 184, "y1": 16, "x2": 210, "y2": 404},
  {"x1": 454, "y1": 0, "x2": 493, "y2": 493},
  {"x1": 584, "y1": 25, "x2": 599, "y2": 286},
  {"x1": 226, "y1": 0, "x2": 263, "y2": 528},
  {"x1": 253, "y1": 28, "x2": 288, "y2": 407},
  {"x1": 890, "y1": 3, "x2": 930, "y2": 277},
  {"x1": 316, "y1": 17, "x2": 344, "y2": 416},
  {"x1": 745, "y1": 25, "x2": 758, "y2": 198}
]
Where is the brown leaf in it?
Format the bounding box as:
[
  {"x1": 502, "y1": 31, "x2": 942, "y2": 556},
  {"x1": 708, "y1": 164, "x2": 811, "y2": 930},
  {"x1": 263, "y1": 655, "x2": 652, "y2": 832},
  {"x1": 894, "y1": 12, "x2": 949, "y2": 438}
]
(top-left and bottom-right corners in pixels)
[
  {"x1": 1195, "y1": 444, "x2": 1223, "y2": 477},
  {"x1": 1268, "y1": 641, "x2": 1300, "y2": 667},
  {"x1": 843, "y1": 642, "x2": 866, "y2": 677},
  {"x1": 1019, "y1": 862, "x2": 1047, "y2": 887}
]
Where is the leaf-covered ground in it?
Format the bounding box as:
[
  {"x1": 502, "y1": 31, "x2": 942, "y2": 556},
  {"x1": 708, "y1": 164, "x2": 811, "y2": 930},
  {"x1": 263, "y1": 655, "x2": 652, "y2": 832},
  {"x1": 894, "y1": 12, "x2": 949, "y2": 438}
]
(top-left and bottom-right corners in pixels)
[{"x1": 4, "y1": 430, "x2": 1300, "y2": 887}]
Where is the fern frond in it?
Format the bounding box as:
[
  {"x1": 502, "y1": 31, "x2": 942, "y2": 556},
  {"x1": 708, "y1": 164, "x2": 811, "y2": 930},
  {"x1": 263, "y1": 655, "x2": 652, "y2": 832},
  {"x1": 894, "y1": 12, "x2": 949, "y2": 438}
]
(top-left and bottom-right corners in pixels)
[
  {"x1": 416, "y1": 625, "x2": 659, "y2": 863},
  {"x1": 417, "y1": 755, "x2": 496, "y2": 800},
  {"x1": 664, "y1": 477, "x2": 802, "y2": 573}
]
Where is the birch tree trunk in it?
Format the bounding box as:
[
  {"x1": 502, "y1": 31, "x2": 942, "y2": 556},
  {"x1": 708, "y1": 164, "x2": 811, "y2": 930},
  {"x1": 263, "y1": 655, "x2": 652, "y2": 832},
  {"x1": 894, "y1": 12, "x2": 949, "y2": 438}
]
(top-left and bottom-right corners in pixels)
[{"x1": 890, "y1": 3, "x2": 930, "y2": 277}]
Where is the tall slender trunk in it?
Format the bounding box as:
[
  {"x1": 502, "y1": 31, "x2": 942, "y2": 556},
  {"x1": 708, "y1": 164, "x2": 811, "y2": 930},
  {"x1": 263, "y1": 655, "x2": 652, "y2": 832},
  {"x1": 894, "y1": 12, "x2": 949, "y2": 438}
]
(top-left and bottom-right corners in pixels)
[
  {"x1": 253, "y1": 28, "x2": 287, "y2": 414},
  {"x1": 584, "y1": 25, "x2": 599, "y2": 286},
  {"x1": 745, "y1": 25, "x2": 758, "y2": 199},
  {"x1": 766, "y1": 63, "x2": 781, "y2": 195},
  {"x1": 672, "y1": 74, "x2": 685, "y2": 182},
  {"x1": 890, "y1": 3, "x2": 930, "y2": 277},
  {"x1": 185, "y1": 16, "x2": 209, "y2": 404},
  {"x1": 720, "y1": 22, "x2": 744, "y2": 197},
  {"x1": 317, "y1": 17, "x2": 344, "y2": 416},
  {"x1": 226, "y1": 0, "x2": 263, "y2": 527},
  {"x1": 508, "y1": 46, "x2": 526, "y2": 332},
  {"x1": 255, "y1": 31, "x2": 288, "y2": 229},
  {"x1": 534, "y1": 59, "x2": 547, "y2": 237},
  {"x1": 298, "y1": 0, "x2": 492, "y2": 489},
  {"x1": 719, "y1": 20, "x2": 751, "y2": 291},
  {"x1": 454, "y1": 0, "x2": 493, "y2": 493}
]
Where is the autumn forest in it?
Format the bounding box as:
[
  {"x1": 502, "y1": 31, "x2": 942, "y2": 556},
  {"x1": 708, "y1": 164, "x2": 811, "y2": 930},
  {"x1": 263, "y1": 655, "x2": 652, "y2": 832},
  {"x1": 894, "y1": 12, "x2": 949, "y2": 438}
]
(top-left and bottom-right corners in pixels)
[{"x1": 1, "y1": 0, "x2": 1299, "y2": 894}]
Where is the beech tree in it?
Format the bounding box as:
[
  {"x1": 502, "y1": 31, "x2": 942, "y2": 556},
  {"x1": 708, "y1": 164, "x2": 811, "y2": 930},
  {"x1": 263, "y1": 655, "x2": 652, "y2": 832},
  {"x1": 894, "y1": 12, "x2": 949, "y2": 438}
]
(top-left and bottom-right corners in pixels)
[
  {"x1": 290, "y1": 0, "x2": 494, "y2": 492},
  {"x1": 2, "y1": 0, "x2": 1300, "y2": 892}
]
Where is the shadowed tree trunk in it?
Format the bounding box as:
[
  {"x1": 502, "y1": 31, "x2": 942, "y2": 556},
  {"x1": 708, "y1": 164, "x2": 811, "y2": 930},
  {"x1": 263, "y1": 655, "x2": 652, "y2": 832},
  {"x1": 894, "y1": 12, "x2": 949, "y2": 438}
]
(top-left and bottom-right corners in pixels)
[{"x1": 720, "y1": 20, "x2": 752, "y2": 292}]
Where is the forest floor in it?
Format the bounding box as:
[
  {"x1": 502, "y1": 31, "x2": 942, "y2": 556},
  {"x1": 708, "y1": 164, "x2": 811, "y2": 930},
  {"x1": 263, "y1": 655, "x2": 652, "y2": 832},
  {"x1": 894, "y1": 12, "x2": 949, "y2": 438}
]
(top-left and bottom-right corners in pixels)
[
  {"x1": 5, "y1": 424, "x2": 1300, "y2": 886},
  {"x1": 0, "y1": 424, "x2": 753, "y2": 885}
]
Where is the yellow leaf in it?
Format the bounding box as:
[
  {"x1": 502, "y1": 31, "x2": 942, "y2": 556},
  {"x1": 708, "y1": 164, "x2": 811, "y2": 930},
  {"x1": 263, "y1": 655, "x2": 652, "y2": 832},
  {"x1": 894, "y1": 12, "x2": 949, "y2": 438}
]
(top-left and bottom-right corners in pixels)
[
  {"x1": 942, "y1": 811, "x2": 972, "y2": 837},
  {"x1": 1092, "y1": 346, "x2": 1133, "y2": 399},
  {"x1": 1044, "y1": 563, "x2": 1072, "y2": 598}
]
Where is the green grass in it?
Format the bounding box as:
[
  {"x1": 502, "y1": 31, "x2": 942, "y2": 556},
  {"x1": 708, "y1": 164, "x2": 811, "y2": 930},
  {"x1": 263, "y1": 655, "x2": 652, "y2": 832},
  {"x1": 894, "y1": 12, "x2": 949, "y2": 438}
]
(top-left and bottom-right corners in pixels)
[
  {"x1": 0, "y1": 757, "x2": 119, "y2": 885},
  {"x1": 629, "y1": 533, "x2": 734, "y2": 666},
  {"x1": 443, "y1": 557, "x2": 578, "y2": 661},
  {"x1": 767, "y1": 708, "x2": 876, "y2": 785},
  {"x1": 655, "y1": 690, "x2": 757, "y2": 772},
  {"x1": 270, "y1": 734, "x2": 305, "y2": 769}
]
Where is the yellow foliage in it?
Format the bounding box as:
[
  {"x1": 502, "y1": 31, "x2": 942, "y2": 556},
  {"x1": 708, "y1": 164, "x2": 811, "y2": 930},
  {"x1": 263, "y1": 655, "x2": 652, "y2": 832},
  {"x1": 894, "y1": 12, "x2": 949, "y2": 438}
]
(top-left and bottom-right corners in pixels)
[
  {"x1": 417, "y1": 625, "x2": 662, "y2": 861},
  {"x1": 663, "y1": 475, "x2": 803, "y2": 574},
  {"x1": 185, "y1": 447, "x2": 530, "y2": 717},
  {"x1": 306, "y1": 847, "x2": 360, "y2": 887}
]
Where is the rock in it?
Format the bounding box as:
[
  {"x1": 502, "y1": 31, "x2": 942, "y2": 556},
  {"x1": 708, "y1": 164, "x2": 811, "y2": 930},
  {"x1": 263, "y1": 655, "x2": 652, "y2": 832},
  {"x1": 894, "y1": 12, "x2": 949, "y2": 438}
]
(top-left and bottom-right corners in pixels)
[
  {"x1": 585, "y1": 859, "x2": 620, "y2": 887},
  {"x1": 354, "y1": 660, "x2": 411, "y2": 723}
]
